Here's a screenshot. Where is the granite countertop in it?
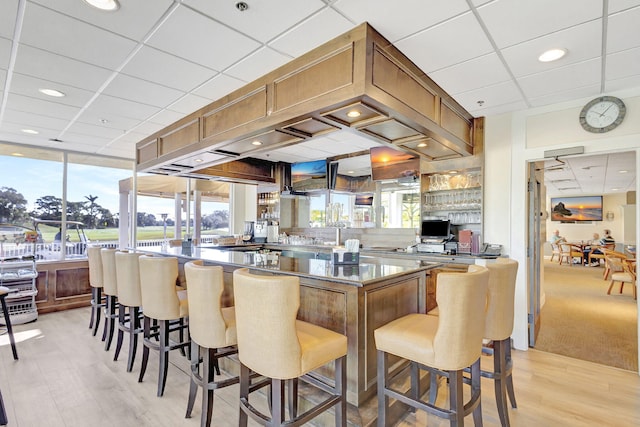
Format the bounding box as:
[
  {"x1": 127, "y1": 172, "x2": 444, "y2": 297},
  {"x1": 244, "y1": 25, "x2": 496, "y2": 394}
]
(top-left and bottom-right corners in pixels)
[{"x1": 138, "y1": 245, "x2": 440, "y2": 287}]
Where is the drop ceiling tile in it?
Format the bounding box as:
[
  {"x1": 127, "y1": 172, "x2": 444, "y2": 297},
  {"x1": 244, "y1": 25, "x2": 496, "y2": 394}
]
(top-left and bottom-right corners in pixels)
[
  {"x1": 429, "y1": 53, "x2": 511, "y2": 95},
  {"x1": 3, "y1": 109, "x2": 69, "y2": 132},
  {"x1": 13, "y1": 44, "x2": 113, "y2": 91},
  {"x1": 146, "y1": 5, "x2": 261, "y2": 71},
  {"x1": 88, "y1": 94, "x2": 161, "y2": 121},
  {"x1": 9, "y1": 73, "x2": 94, "y2": 107},
  {"x1": 269, "y1": 9, "x2": 353, "y2": 58},
  {"x1": 6, "y1": 93, "x2": 80, "y2": 120},
  {"x1": 103, "y1": 74, "x2": 185, "y2": 108},
  {"x1": 501, "y1": 20, "x2": 602, "y2": 78},
  {"x1": 609, "y1": 0, "x2": 640, "y2": 13},
  {"x1": 97, "y1": 144, "x2": 136, "y2": 159},
  {"x1": 452, "y1": 80, "x2": 523, "y2": 113},
  {"x1": 184, "y1": 0, "x2": 326, "y2": 43},
  {"x1": 395, "y1": 12, "x2": 494, "y2": 73},
  {"x1": 121, "y1": 46, "x2": 216, "y2": 92},
  {"x1": 146, "y1": 109, "x2": 186, "y2": 126},
  {"x1": 528, "y1": 84, "x2": 600, "y2": 108},
  {"x1": 66, "y1": 122, "x2": 129, "y2": 140},
  {"x1": 0, "y1": 37, "x2": 11, "y2": 69},
  {"x1": 607, "y1": 6, "x2": 640, "y2": 53},
  {"x1": 1, "y1": 120, "x2": 64, "y2": 140},
  {"x1": 225, "y1": 47, "x2": 292, "y2": 83},
  {"x1": 131, "y1": 121, "x2": 165, "y2": 136},
  {"x1": 518, "y1": 59, "x2": 601, "y2": 99},
  {"x1": 605, "y1": 74, "x2": 640, "y2": 92},
  {"x1": 62, "y1": 131, "x2": 113, "y2": 146},
  {"x1": 166, "y1": 93, "x2": 212, "y2": 115},
  {"x1": 477, "y1": 0, "x2": 602, "y2": 48},
  {"x1": 606, "y1": 47, "x2": 640, "y2": 80},
  {"x1": 0, "y1": 2, "x2": 18, "y2": 39},
  {"x1": 30, "y1": 0, "x2": 175, "y2": 41},
  {"x1": 20, "y1": 2, "x2": 138, "y2": 70},
  {"x1": 192, "y1": 73, "x2": 246, "y2": 101},
  {"x1": 467, "y1": 100, "x2": 529, "y2": 118},
  {"x1": 333, "y1": 0, "x2": 469, "y2": 42},
  {"x1": 75, "y1": 110, "x2": 143, "y2": 132},
  {"x1": 114, "y1": 131, "x2": 149, "y2": 145}
]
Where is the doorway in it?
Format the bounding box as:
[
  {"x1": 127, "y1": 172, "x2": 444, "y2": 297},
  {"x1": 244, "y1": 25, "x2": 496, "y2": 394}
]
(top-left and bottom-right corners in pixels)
[{"x1": 528, "y1": 150, "x2": 639, "y2": 371}]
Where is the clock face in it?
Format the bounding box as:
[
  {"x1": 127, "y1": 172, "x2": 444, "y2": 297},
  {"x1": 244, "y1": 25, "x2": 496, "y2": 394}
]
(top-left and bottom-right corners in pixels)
[{"x1": 579, "y1": 96, "x2": 626, "y2": 133}]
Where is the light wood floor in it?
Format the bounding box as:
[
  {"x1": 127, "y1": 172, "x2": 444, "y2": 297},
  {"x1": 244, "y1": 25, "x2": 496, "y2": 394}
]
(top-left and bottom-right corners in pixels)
[{"x1": 1, "y1": 307, "x2": 640, "y2": 426}]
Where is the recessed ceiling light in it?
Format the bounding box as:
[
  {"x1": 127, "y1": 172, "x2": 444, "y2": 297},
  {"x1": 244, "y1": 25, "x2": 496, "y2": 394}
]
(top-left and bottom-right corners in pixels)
[
  {"x1": 417, "y1": 142, "x2": 427, "y2": 148},
  {"x1": 11, "y1": 152, "x2": 24, "y2": 157},
  {"x1": 194, "y1": 158, "x2": 203, "y2": 163},
  {"x1": 449, "y1": 170, "x2": 457, "y2": 174},
  {"x1": 251, "y1": 140, "x2": 262, "y2": 146},
  {"x1": 619, "y1": 170, "x2": 628, "y2": 173},
  {"x1": 348, "y1": 170, "x2": 354, "y2": 174},
  {"x1": 611, "y1": 188, "x2": 620, "y2": 191},
  {"x1": 39, "y1": 88, "x2": 66, "y2": 97},
  {"x1": 347, "y1": 110, "x2": 361, "y2": 118},
  {"x1": 83, "y1": 0, "x2": 120, "y2": 11},
  {"x1": 22, "y1": 129, "x2": 39, "y2": 134},
  {"x1": 538, "y1": 48, "x2": 567, "y2": 63}
]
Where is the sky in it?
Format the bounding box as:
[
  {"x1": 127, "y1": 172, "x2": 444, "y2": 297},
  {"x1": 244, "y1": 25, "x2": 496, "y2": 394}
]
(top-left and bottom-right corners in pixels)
[{"x1": 0, "y1": 156, "x2": 225, "y2": 220}]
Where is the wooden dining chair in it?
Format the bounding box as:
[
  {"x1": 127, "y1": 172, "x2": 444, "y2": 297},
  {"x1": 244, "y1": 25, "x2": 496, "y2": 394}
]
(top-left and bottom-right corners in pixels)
[
  {"x1": 550, "y1": 242, "x2": 561, "y2": 262},
  {"x1": 608, "y1": 258, "x2": 637, "y2": 299},
  {"x1": 559, "y1": 243, "x2": 583, "y2": 266},
  {"x1": 603, "y1": 249, "x2": 628, "y2": 280},
  {"x1": 588, "y1": 243, "x2": 615, "y2": 267}
]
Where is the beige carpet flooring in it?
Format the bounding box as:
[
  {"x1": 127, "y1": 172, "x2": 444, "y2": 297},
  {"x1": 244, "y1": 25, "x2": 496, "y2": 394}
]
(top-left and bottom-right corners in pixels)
[{"x1": 535, "y1": 260, "x2": 638, "y2": 371}]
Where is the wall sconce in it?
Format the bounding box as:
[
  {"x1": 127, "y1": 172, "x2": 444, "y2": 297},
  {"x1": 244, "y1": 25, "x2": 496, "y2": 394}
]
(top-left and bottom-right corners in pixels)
[{"x1": 606, "y1": 211, "x2": 614, "y2": 221}]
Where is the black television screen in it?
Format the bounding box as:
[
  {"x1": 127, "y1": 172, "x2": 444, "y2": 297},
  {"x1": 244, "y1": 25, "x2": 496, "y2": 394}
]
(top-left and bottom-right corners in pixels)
[
  {"x1": 291, "y1": 159, "x2": 327, "y2": 188},
  {"x1": 355, "y1": 193, "x2": 374, "y2": 206},
  {"x1": 550, "y1": 196, "x2": 603, "y2": 221},
  {"x1": 421, "y1": 219, "x2": 450, "y2": 240},
  {"x1": 369, "y1": 146, "x2": 419, "y2": 181}
]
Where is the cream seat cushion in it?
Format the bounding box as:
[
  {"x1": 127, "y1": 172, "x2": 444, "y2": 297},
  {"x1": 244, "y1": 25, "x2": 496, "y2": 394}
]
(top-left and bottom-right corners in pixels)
[
  {"x1": 297, "y1": 320, "x2": 347, "y2": 374},
  {"x1": 374, "y1": 313, "x2": 437, "y2": 366}
]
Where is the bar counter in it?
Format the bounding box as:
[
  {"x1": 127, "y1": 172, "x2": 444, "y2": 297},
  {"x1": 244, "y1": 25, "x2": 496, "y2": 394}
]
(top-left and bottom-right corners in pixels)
[{"x1": 138, "y1": 244, "x2": 441, "y2": 414}]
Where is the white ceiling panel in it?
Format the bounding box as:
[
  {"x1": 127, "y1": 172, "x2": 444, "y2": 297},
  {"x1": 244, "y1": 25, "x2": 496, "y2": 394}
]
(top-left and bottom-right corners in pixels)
[
  {"x1": 145, "y1": 109, "x2": 187, "y2": 127},
  {"x1": 268, "y1": 8, "x2": 354, "y2": 58},
  {"x1": 225, "y1": 47, "x2": 292, "y2": 83},
  {"x1": 453, "y1": 80, "x2": 523, "y2": 112},
  {"x1": 609, "y1": 0, "x2": 640, "y2": 13},
  {"x1": 429, "y1": 53, "x2": 511, "y2": 95},
  {"x1": 13, "y1": 44, "x2": 113, "y2": 91},
  {"x1": 66, "y1": 122, "x2": 130, "y2": 140},
  {"x1": 606, "y1": 47, "x2": 640, "y2": 81},
  {"x1": 501, "y1": 20, "x2": 602, "y2": 78},
  {"x1": 120, "y1": 45, "x2": 216, "y2": 92},
  {"x1": 75, "y1": 110, "x2": 143, "y2": 133},
  {"x1": 3, "y1": 109, "x2": 69, "y2": 132},
  {"x1": 477, "y1": 0, "x2": 602, "y2": 48},
  {"x1": 20, "y1": 2, "x2": 137, "y2": 70},
  {"x1": 146, "y1": 5, "x2": 261, "y2": 71},
  {"x1": 102, "y1": 74, "x2": 185, "y2": 108},
  {"x1": 528, "y1": 84, "x2": 601, "y2": 108},
  {"x1": 0, "y1": 37, "x2": 11, "y2": 69},
  {"x1": 0, "y1": 2, "x2": 19, "y2": 39},
  {"x1": 87, "y1": 94, "x2": 160, "y2": 121},
  {"x1": 7, "y1": 93, "x2": 80, "y2": 120},
  {"x1": 395, "y1": 12, "x2": 494, "y2": 73},
  {"x1": 191, "y1": 73, "x2": 245, "y2": 101},
  {"x1": 517, "y1": 59, "x2": 601, "y2": 99},
  {"x1": 184, "y1": 0, "x2": 326, "y2": 43},
  {"x1": 30, "y1": 0, "x2": 175, "y2": 41},
  {"x1": 606, "y1": 6, "x2": 640, "y2": 53},
  {"x1": 9, "y1": 73, "x2": 94, "y2": 107},
  {"x1": 332, "y1": 0, "x2": 470, "y2": 42},
  {"x1": 166, "y1": 93, "x2": 212, "y2": 115}
]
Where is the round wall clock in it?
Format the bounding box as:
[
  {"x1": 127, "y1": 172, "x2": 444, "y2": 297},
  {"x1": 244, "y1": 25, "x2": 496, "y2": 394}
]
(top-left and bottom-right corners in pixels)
[{"x1": 579, "y1": 96, "x2": 626, "y2": 133}]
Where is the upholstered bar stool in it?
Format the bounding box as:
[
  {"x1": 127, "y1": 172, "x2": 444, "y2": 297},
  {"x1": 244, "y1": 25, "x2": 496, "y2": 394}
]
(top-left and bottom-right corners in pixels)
[
  {"x1": 375, "y1": 265, "x2": 489, "y2": 427},
  {"x1": 113, "y1": 250, "x2": 144, "y2": 372},
  {"x1": 233, "y1": 268, "x2": 348, "y2": 427},
  {"x1": 184, "y1": 261, "x2": 238, "y2": 427},
  {"x1": 138, "y1": 255, "x2": 190, "y2": 397},
  {"x1": 87, "y1": 245, "x2": 105, "y2": 336},
  {"x1": 100, "y1": 248, "x2": 119, "y2": 350},
  {"x1": 482, "y1": 258, "x2": 519, "y2": 427}
]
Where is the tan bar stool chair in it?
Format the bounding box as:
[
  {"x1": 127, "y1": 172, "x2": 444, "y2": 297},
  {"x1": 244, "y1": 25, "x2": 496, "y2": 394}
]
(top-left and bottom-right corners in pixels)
[
  {"x1": 100, "y1": 248, "x2": 119, "y2": 350},
  {"x1": 184, "y1": 261, "x2": 239, "y2": 427},
  {"x1": 87, "y1": 245, "x2": 105, "y2": 336},
  {"x1": 113, "y1": 251, "x2": 144, "y2": 372},
  {"x1": 375, "y1": 265, "x2": 489, "y2": 427},
  {"x1": 138, "y1": 255, "x2": 190, "y2": 397},
  {"x1": 233, "y1": 268, "x2": 348, "y2": 427}
]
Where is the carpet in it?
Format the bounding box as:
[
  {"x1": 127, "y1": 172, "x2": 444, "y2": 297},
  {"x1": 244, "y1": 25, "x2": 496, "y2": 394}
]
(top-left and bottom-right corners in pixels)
[{"x1": 535, "y1": 260, "x2": 638, "y2": 371}]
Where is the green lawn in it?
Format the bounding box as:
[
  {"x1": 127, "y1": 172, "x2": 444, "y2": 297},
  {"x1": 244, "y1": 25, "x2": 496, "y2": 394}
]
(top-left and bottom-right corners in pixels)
[{"x1": 38, "y1": 225, "x2": 225, "y2": 243}]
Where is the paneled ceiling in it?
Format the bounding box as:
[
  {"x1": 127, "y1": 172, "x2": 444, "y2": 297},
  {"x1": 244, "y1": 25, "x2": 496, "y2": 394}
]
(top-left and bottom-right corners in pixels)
[{"x1": 1, "y1": 0, "x2": 639, "y2": 195}]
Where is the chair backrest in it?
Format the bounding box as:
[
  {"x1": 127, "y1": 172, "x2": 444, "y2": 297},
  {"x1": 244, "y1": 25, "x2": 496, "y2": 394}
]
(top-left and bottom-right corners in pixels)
[
  {"x1": 138, "y1": 255, "x2": 181, "y2": 320},
  {"x1": 433, "y1": 264, "x2": 489, "y2": 371},
  {"x1": 101, "y1": 248, "x2": 118, "y2": 296},
  {"x1": 115, "y1": 251, "x2": 143, "y2": 307},
  {"x1": 485, "y1": 258, "x2": 519, "y2": 341},
  {"x1": 604, "y1": 249, "x2": 628, "y2": 270},
  {"x1": 87, "y1": 245, "x2": 103, "y2": 288},
  {"x1": 185, "y1": 260, "x2": 234, "y2": 349},
  {"x1": 233, "y1": 268, "x2": 301, "y2": 379}
]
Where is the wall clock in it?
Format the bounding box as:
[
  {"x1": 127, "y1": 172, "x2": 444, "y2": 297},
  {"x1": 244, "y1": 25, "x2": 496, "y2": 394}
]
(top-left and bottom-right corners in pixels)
[{"x1": 579, "y1": 96, "x2": 626, "y2": 133}]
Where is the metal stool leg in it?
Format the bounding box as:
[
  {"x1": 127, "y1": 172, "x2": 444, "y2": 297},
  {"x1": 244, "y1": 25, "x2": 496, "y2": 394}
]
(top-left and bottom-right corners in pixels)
[{"x1": 0, "y1": 295, "x2": 18, "y2": 360}]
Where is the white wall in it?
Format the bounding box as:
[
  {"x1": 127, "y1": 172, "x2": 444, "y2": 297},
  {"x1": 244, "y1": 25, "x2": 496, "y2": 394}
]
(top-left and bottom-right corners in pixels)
[{"x1": 484, "y1": 88, "x2": 640, "y2": 354}]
